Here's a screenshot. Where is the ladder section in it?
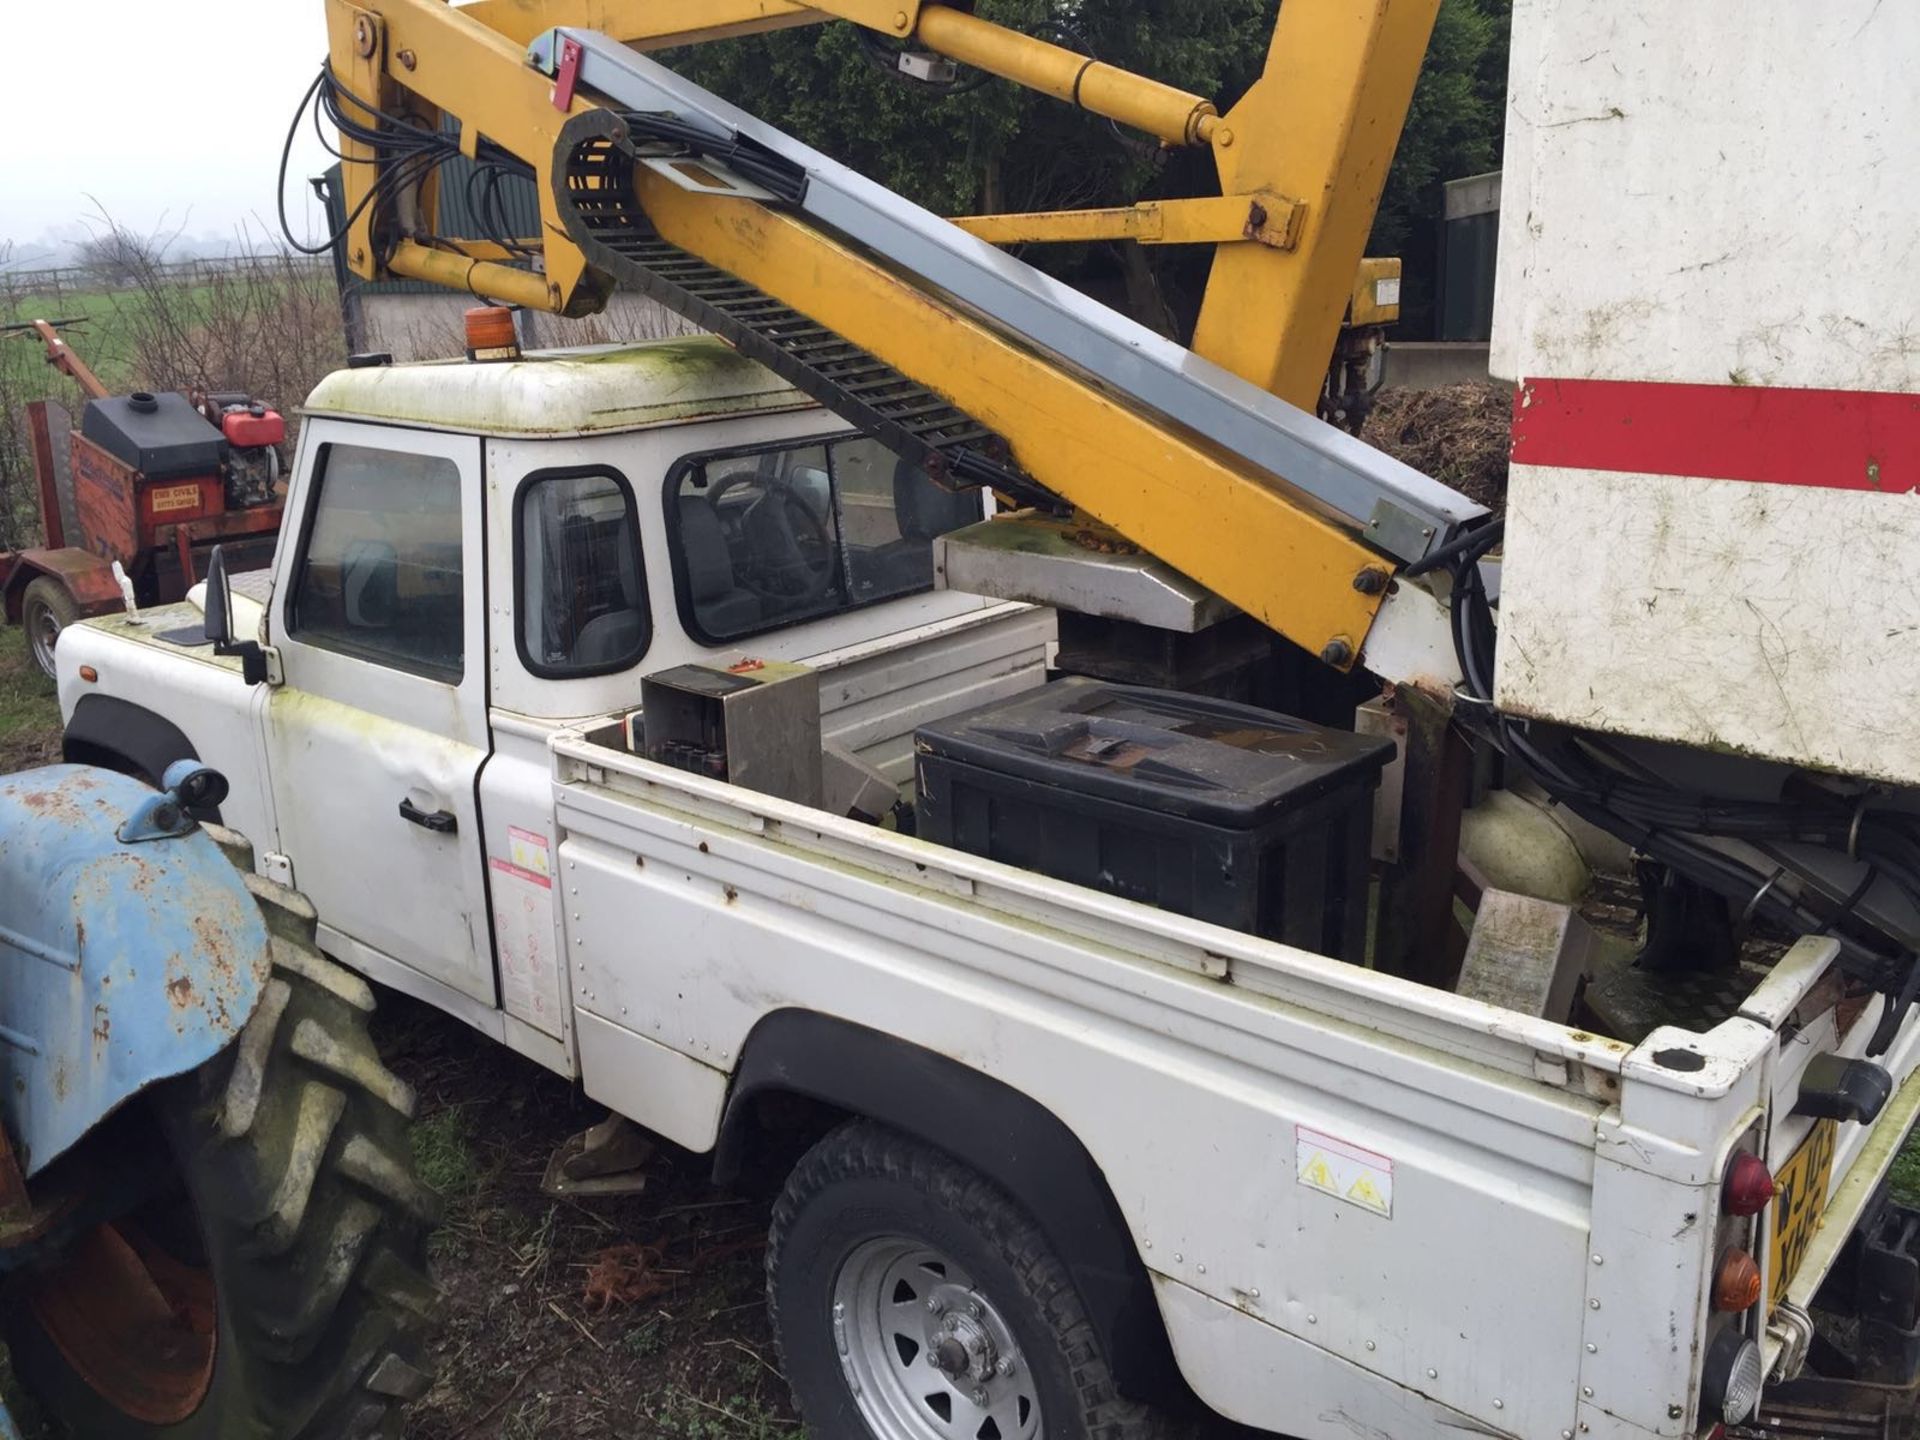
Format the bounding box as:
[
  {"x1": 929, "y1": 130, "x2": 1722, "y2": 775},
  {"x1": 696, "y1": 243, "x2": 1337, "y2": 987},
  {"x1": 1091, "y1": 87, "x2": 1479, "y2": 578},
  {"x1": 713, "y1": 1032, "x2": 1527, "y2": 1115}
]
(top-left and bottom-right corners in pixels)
[
  {"x1": 550, "y1": 109, "x2": 1398, "y2": 663},
  {"x1": 557, "y1": 124, "x2": 1027, "y2": 497},
  {"x1": 541, "y1": 28, "x2": 1485, "y2": 567}
]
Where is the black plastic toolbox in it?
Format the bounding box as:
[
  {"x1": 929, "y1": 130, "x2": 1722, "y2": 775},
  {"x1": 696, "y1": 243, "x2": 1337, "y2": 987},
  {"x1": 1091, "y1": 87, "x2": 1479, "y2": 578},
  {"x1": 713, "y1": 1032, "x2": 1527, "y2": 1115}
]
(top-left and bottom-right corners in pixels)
[
  {"x1": 914, "y1": 677, "x2": 1393, "y2": 961},
  {"x1": 82, "y1": 392, "x2": 226, "y2": 479}
]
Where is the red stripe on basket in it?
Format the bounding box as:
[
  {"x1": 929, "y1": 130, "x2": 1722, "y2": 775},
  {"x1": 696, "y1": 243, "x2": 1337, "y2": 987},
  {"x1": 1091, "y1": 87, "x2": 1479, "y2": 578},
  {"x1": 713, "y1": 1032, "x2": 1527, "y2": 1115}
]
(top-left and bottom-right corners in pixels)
[{"x1": 1509, "y1": 378, "x2": 1920, "y2": 493}]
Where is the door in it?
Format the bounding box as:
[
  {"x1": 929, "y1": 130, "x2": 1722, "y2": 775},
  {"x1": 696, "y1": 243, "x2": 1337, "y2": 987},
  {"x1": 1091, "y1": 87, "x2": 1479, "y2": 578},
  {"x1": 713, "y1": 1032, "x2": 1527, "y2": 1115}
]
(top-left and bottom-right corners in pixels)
[{"x1": 263, "y1": 425, "x2": 496, "y2": 1006}]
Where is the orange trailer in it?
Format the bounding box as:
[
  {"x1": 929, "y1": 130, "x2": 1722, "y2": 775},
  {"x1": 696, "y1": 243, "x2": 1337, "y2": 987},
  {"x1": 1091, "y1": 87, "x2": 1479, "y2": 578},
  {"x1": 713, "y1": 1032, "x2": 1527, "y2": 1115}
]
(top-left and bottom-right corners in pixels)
[{"x1": 1, "y1": 320, "x2": 287, "y2": 676}]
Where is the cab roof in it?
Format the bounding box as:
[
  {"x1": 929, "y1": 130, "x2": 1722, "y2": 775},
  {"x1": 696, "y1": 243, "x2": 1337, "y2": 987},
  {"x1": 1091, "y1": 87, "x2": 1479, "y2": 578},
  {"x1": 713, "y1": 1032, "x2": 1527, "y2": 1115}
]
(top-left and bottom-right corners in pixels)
[{"x1": 303, "y1": 336, "x2": 814, "y2": 437}]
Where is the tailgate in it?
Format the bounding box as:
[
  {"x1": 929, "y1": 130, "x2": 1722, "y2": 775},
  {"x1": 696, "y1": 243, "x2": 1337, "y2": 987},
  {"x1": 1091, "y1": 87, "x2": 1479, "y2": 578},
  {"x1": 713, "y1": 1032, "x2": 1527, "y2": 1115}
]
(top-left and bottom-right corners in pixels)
[{"x1": 1749, "y1": 941, "x2": 1920, "y2": 1376}]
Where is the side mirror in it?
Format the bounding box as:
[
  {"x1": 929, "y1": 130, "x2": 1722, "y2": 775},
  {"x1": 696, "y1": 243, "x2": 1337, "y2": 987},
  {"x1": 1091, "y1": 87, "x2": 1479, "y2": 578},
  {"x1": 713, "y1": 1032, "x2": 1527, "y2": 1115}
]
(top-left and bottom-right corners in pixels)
[{"x1": 204, "y1": 545, "x2": 270, "y2": 686}]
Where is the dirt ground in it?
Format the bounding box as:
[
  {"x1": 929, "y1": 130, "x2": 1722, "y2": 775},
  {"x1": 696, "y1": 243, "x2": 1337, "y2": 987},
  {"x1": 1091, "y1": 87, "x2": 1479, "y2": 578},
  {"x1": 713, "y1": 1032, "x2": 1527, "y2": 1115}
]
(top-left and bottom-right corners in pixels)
[{"x1": 374, "y1": 996, "x2": 801, "y2": 1439}]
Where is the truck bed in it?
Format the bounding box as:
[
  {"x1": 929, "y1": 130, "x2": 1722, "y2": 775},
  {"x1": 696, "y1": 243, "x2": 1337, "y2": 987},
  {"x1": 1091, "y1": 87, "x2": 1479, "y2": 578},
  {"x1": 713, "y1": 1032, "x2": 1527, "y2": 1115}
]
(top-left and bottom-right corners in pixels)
[
  {"x1": 550, "y1": 719, "x2": 1710, "y2": 1437},
  {"x1": 546, "y1": 721, "x2": 1920, "y2": 1437}
]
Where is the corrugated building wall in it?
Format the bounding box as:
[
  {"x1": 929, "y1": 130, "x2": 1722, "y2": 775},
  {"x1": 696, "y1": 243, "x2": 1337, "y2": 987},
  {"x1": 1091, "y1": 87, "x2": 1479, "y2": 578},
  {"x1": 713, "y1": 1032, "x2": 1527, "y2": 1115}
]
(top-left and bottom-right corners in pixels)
[{"x1": 321, "y1": 161, "x2": 697, "y2": 361}]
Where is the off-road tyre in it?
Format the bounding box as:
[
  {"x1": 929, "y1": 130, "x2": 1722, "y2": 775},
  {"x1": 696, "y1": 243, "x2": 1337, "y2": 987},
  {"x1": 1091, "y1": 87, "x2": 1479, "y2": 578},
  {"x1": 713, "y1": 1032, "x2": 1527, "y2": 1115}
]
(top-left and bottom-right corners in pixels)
[
  {"x1": 768, "y1": 1119, "x2": 1172, "y2": 1440},
  {"x1": 21, "y1": 577, "x2": 79, "y2": 682},
  {"x1": 5, "y1": 832, "x2": 440, "y2": 1438}
]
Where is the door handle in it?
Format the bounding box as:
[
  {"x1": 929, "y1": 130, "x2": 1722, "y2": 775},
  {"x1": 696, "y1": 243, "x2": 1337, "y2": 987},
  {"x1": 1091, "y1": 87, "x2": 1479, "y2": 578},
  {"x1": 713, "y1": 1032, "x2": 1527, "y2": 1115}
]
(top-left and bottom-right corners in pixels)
[{"x1": 398, "y1": 798, "x2": 458, "y2": 835}]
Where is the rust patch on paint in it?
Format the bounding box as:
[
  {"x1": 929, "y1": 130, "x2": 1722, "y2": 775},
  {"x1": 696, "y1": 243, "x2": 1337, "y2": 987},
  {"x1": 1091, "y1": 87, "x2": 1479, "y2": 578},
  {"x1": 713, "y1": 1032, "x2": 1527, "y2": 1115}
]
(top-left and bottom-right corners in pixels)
[
  {"x1": 14, "y1": 787, "x2": 89, "y2": 825},
  {"x1": 188, "y1": 913, "x2": 247, "y2": 1030}
]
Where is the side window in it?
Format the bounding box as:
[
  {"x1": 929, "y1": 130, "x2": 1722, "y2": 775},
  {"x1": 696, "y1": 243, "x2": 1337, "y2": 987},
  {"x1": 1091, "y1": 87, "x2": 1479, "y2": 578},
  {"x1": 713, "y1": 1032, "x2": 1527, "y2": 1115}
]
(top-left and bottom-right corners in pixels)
[
  {"x1": 518, "y1": 469, "x2": 650, "y2": 676},
  {"x1": 831, "y1": 435, "x2": 981, "y2": 605},
  {"x1": 288, "y1": 443, "x2": 464, "y2": 681},
  {"x1": 669, "y1": 434, "x2": 983, "y2": 644}
]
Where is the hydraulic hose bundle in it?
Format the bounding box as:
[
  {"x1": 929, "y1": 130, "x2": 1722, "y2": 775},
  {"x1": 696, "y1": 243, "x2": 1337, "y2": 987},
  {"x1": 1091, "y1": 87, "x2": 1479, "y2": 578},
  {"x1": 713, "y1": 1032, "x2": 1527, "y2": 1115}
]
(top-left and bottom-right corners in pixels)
[{"x1": 278, "y1": 65, "x2": 539, "y2": 263}]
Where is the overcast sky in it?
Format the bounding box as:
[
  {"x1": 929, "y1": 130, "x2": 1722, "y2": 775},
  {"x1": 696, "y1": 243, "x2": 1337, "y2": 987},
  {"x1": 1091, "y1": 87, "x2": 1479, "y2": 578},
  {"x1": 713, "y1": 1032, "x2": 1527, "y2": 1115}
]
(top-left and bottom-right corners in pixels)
[{"x1": 0, "y1": 1, "x2": 338, "y2": 261}]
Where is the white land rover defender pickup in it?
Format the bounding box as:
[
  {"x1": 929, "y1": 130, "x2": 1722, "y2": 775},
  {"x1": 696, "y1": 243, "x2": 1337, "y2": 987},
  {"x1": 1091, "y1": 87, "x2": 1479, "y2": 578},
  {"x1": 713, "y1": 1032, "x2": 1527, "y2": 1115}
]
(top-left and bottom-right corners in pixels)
[{"x1": 50, "y1": 337, "x2": 1920, "y2": 1440}]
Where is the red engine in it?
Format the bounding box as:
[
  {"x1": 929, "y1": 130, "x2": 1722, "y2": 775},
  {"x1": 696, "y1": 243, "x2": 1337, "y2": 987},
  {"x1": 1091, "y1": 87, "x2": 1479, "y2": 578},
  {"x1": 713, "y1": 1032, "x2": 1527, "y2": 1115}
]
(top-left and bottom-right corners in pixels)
[
  {"x1": 196, "y1": 393, "x2": 284, "y2": 509},
  {"x1": 219, "y1": 406, "x2": 285, "y2": 450}
]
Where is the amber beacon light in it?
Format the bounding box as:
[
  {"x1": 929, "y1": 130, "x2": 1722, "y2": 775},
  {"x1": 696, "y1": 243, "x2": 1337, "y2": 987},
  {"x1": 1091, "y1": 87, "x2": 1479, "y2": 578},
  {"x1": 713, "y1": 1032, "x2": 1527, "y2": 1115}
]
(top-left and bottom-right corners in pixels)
[{"x1": 464, "y1": 306, "x2": 521, "y2": 361}]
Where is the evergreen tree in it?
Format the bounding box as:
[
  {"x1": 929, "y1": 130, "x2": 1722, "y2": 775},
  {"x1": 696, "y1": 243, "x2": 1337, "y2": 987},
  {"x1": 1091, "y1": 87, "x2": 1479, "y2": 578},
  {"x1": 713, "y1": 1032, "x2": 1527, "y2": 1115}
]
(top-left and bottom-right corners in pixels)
[{"x1": 667, "y1": 0, "x2": 1510, "y2": 336}]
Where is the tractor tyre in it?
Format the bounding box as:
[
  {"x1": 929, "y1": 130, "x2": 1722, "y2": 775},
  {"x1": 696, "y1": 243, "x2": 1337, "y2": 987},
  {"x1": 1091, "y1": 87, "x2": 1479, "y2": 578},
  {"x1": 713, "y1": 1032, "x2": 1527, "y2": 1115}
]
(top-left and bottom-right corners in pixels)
[
  {"x1": 21, "y1": 577, "x2": 79, "y2": 682},
  {"x1": 3, "y1": 848, "x2": 441, "y2": 1439}
]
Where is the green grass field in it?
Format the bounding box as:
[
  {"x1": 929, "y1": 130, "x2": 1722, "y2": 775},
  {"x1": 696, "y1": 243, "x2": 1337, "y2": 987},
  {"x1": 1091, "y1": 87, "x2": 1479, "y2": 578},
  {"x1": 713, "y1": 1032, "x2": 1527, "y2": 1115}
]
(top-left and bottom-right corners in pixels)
[
  {"x1": 1, "y1": 284, "x2": 213, "y2": 395},
  {"x1": 0, "y1": 623, "x2": 60, "y2": 773}
]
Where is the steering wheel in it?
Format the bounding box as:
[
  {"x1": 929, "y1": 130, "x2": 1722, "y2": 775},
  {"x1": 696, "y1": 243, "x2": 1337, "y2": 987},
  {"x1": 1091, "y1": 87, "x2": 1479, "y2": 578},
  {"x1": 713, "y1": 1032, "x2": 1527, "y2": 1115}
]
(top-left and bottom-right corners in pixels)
[{"x1": 706, "y1": 472, "x2": 837, "y2": 603}]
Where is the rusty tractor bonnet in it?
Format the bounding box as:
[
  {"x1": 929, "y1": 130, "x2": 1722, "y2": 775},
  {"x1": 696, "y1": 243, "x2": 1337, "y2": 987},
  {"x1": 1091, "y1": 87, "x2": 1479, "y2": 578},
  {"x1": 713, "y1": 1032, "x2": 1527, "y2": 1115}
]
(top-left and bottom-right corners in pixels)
[{"x1": 0, "y1": 764, "x2": 271, "y2": 1176}]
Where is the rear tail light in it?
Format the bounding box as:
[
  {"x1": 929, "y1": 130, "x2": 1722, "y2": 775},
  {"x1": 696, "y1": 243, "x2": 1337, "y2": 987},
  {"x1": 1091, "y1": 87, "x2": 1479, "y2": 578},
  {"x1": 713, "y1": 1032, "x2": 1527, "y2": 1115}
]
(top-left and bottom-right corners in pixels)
[
  {"x1": 1702, "y1": 1329, "x2": 1763, "y2": 1424},
  {"x1": 1712, "y1": 1249, "x2": 1763, "y2": 1311},
  {"x1": 1723, "y1": 1152, "x2": 1775, "y2": 1215}
]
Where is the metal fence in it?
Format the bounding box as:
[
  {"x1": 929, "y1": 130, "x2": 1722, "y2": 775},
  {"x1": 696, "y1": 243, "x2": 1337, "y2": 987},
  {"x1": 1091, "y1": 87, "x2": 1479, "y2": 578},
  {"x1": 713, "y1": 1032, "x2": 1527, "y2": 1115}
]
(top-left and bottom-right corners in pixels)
[{"x1": 0, "y1": 255, "x2": 333, "y2": 299}]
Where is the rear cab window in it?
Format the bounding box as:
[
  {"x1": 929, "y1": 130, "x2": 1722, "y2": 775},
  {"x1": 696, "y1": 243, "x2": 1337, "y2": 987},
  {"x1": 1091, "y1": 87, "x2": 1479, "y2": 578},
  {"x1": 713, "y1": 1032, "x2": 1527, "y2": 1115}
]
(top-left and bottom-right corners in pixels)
[
  {"x1": 516, "y1": 467, "x2": 650, "y2": 677},
  {"x1": 667, "y1": 433, "x2": 983, "y2": 644}
]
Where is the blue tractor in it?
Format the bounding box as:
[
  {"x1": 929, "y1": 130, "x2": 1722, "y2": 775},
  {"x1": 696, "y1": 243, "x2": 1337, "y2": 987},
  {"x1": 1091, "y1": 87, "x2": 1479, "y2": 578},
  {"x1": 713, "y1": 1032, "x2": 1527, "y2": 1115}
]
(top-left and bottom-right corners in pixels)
[{"x1": 0, "y1": 762, "x2": 438, "y2": 1438}]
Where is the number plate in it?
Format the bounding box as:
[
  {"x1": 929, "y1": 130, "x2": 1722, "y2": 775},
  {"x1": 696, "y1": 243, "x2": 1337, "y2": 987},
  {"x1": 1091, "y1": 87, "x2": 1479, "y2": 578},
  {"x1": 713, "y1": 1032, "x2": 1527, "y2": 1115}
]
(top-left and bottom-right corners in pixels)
[{"x1": 1770, "y1": 1117, "x2": 1838, "y2": 1306}]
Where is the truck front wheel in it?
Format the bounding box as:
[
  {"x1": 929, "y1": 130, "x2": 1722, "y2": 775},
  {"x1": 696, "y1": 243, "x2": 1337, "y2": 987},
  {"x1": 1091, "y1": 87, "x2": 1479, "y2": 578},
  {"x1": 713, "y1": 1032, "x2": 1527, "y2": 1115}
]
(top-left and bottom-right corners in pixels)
[
  {"x1": 21, "y1": 576, "x2": 78, "y2": 682},
  {"x1": 768, "y1": 1121, "x2": 1167, "y2": 1440},
  {"x1": 3, "y1": 878, "x2": 440, "y2": 1438}
]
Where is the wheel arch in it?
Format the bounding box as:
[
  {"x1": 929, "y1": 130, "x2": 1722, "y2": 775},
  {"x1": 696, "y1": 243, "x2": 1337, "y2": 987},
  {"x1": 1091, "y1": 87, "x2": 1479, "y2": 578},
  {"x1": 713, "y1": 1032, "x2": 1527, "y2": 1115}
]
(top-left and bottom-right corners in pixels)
[
  {"x1": 713, "y1": 1009, "x2": 1193, "y2": 1410},
  {"x1": 63, "y1": 694, "x2": 201, "y2": 793}
]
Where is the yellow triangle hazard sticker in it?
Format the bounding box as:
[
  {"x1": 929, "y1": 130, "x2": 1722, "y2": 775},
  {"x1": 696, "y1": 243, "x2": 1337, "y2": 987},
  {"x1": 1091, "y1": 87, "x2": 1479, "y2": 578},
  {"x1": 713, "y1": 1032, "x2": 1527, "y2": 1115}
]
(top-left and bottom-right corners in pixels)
[
  {"x1": 1302, "y1": 1155, "x2": 1336, "y2": 1191},
  {"x1": 1346, "y1": 1174, "x2": 1387, "y2": 1212}
]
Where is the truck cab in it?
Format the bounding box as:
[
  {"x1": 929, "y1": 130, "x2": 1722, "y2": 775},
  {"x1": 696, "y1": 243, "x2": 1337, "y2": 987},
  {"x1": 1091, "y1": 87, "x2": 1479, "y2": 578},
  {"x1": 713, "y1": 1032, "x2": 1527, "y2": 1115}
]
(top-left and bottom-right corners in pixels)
[{"x1": 54, "y1": 336, "x2": 1049, "y2": 1073}]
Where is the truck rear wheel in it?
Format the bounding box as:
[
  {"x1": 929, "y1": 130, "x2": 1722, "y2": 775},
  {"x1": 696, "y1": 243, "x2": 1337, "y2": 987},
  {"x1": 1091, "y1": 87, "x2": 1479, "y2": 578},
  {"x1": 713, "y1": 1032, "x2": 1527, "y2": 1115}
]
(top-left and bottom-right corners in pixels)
[
  {"x1": 22, "y1": 576, "x2": 78, "y2": 682},
  {"x1": 3, "y1": 872, "x2": 440, "y2": 1438},
  {"x1": 768, "y1": 1120, "x2": 1167, "y2": 1440}
]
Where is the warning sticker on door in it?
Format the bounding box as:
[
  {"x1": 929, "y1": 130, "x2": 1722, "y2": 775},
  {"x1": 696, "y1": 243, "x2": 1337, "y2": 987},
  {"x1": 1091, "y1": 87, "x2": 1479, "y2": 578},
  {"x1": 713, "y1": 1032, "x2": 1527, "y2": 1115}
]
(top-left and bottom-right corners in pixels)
[
  {"x1": 507, "y1": 825, "x2": 551, "y2": 882},
  {"x1": 491, "y1": 859, "x2": 557, "y2": 1031},
  {"x1": 490, "y1": 826, "x2": 560, "y2": 1038},
  {"x1": 1295, "y1": 1125, "x2": 1393, "y2": 1218}
]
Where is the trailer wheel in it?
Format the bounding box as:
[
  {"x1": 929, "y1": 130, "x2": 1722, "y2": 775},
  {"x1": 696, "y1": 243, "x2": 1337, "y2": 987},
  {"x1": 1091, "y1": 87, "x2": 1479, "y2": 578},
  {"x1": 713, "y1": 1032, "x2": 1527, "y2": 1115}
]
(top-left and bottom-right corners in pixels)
[
  {"x1": 22, "y1": 576, "x2": 78, "y2": 681},
  {"x1": 3, "y1": 870, "x2": 441, "y2": 1438},
  {"x1": 769, "y1": 1120, "x2": 1169, "y2": 1440}
]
